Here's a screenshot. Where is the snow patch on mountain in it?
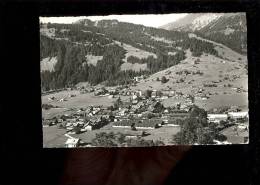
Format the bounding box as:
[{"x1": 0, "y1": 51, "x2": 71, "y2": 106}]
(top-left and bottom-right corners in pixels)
[{"x1": 191, "y1": 13, "x2": 224, "y2": 31}]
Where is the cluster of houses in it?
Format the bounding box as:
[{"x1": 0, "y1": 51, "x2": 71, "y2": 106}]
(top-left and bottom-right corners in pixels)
[{"x1": 43, "y1": 106, "x2": 111, "y2": 132}]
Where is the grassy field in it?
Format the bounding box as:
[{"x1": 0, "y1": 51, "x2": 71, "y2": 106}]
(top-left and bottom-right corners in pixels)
[
  {"x1": 194, "y1": 93, "x2": 248, "y2": 110},
  {"x1": 43, "y1": 126, "x2": 67, "y2": 148},
  {"x1": 143, "y1": 126, "x2": 180, "y2": 145},
  {"x1": 221, "y1": 125, "x2": 249, "y2": 144}
]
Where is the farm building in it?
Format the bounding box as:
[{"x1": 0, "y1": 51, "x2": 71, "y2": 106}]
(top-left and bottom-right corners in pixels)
[{"x1": 207, "y1": 114, "x2": 228, "y2": 123}]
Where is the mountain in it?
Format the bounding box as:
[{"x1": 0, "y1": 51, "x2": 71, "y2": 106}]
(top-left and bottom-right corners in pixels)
[
  {"x1": 160, "y1": 13, "x2": 224, "y2": 31},
  {"x1": 40, "y1": 18, "x2": 247, "y2": 91},
  {"x1": 160, "y1": 13, "x2": 247, "y2": 54}
]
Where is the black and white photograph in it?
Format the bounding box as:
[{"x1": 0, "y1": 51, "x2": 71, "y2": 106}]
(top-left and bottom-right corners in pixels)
[{"x1": 40, "y1": 13, "x2": 248, "y2": 148}]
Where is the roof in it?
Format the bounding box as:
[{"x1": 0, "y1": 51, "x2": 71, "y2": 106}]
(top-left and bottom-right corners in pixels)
[
  {"x1": 167, "y1": 113, "x2": 190, "y2": 118},
  {"x1": 113, "y1": 120, "x2": 133, "y2": 126},
  {"x1": 207, "y1": 114, "x2": 228, "y2": 119},
  {"x1": 228, "y1": 111, "x2": 248, "y2": 117}
]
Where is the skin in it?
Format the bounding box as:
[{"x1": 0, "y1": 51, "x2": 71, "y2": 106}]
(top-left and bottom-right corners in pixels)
[{"x1": 60, "y1": 146, "x2": 191, "y2": 185}]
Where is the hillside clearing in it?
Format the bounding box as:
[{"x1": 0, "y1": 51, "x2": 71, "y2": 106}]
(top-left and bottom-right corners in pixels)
[{"x1": 40, "y1": 57, "x2": 58, "y2": 72}]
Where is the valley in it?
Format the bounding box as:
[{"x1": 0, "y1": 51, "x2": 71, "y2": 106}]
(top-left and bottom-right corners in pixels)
[{"x1": 40, "y1": 13, "x2": 248, "y2": 147}]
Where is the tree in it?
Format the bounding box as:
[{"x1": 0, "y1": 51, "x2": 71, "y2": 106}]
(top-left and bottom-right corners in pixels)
[
  {"x1": 153, "y1": 102, "x2": 165, "y2": 113},
  {"x1": 117, "y1": 133, "x2": 126, "y2": 145},
  {"x1": 161, "y1": 76, "x2": 168, "y2": 83},
  {"x1": 154, "y1": 140, "x2": 165, "y2": 146},
  {"x1": 114, "y1": 97, "x2": 123, "y2": 109},
  {"x1": 91, "y1": 132, "x2": 118, "y2": 147},
  {"x1": 144, "y1": 89, "x2": 152, "y2": 98},
  {"x1": 172, "y1": 106, "x2": 217, "y2": 145},
  {"x1": 147, "y1": 113, "x2": 155, "y2": 119}
]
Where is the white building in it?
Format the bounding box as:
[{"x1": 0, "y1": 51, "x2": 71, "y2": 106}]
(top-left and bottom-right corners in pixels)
[
  {"x1": 228, "y1": 111, "x2": 249, "y2": 119},
  {"x1": 207, "y1": 114, "x2": 228, "y2": 123}
]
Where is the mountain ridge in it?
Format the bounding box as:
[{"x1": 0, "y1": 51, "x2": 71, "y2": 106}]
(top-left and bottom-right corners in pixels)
[{"x1": 40, "y1": 16, "x2": 247, "y2": 91}]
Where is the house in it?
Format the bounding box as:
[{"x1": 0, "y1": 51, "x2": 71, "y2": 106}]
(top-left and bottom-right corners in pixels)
[
  {"x1": 228, "y1": 111, "x2": 249, "y2": 120},
  {"x1": 134, "y1": 75, "x2": 144, "y2": 82},
  {"x1": 132, "y1": 94, "x2": 138, "y2": 100},
  {"x1": 132, "y1": 99, "x2": 138, "y2": 105},
  {"x1": 151, "y1": 91, "x2": 157, "y2": 98},
  {"x1": 207, "y1": 114, "x2": 228, "y2": 123},
  {"x1": 65, "y1": 138, "x2": 80, "y2": 148}
]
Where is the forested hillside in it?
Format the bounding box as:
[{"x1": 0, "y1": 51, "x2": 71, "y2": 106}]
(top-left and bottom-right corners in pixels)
[{"x1": 40, "y1": 19, "x2": 222, "y2": 91}]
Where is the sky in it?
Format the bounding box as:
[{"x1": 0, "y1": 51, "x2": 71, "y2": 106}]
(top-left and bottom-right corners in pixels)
[{"x1": 39, "y1": 14, "x2": 188, "y2": 28}]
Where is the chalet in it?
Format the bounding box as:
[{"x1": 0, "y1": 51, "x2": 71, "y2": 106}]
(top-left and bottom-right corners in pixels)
[
  {"x1": 65, "y1": 138, "x2": 80, "y2": 148},
  {"x1": 207, "y1": 114, "x2": 228, "y2": 123},
  {"x1": 135, "y1": 90, "x2": 142, "y2": 97}
]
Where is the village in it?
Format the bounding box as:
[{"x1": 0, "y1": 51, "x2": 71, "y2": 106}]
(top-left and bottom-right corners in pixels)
[{"x1": 42, "y1": 75, "x2": 249, "y2": 148}]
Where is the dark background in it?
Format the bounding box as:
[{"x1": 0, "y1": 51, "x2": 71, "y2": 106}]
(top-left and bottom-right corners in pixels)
[{"x1": 0, "y1": 0, "x2": 259, "y2": 184}]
